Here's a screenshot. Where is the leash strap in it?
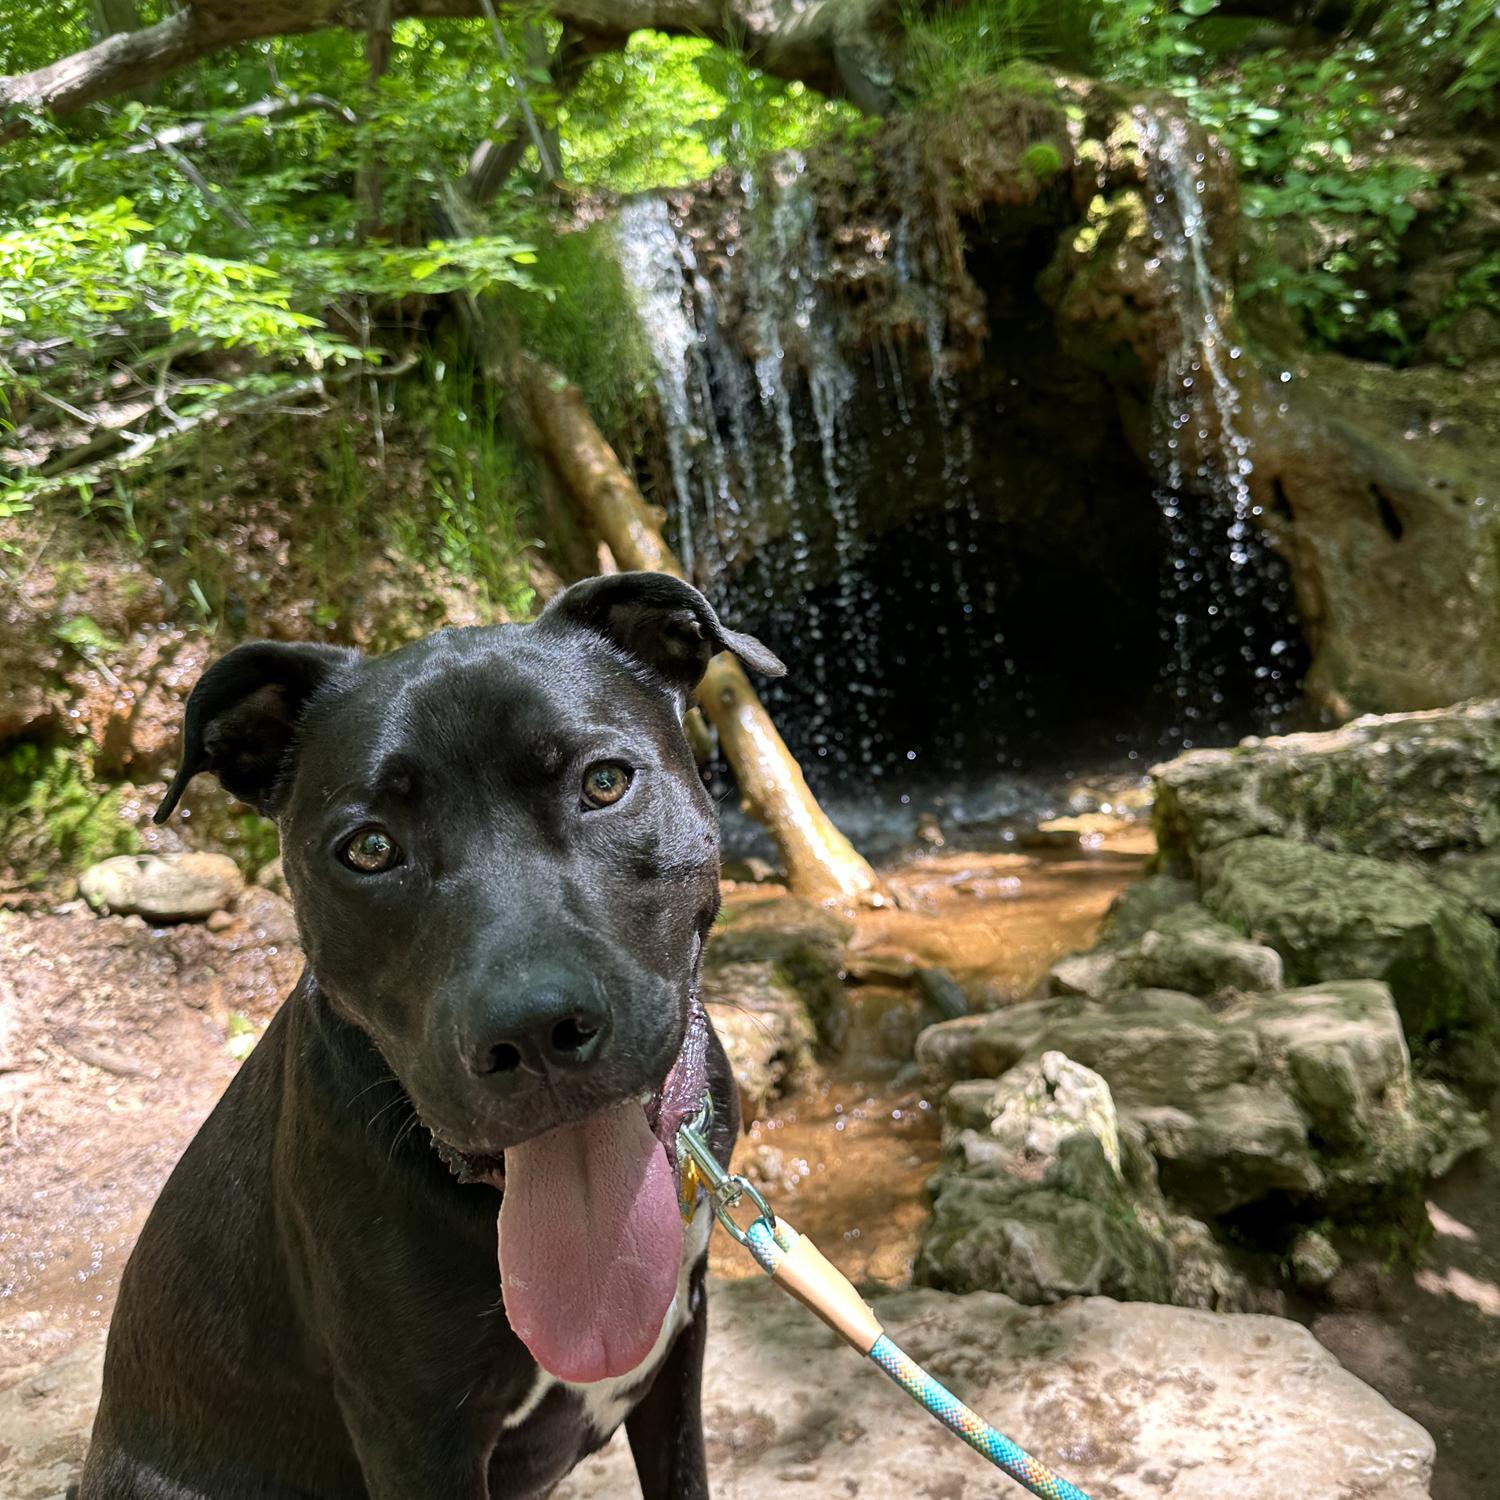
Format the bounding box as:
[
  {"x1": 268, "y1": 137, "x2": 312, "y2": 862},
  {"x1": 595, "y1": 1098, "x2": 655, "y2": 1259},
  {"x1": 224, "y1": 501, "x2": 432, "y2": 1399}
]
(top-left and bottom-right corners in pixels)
[{"x1": 678, "y1": 1116, "x2": 1092, "y2": 1500}]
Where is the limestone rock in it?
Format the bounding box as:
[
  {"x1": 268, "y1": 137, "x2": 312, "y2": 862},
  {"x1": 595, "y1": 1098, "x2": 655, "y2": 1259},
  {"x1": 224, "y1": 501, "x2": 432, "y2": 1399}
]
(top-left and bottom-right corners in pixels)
[
  {"x1": 78, "y1": 852, "x2": 244, "y2": 922},
  {"x1": 1290, "y1": 1229, "x2": 1341, "y2": 1293},
  {"x1": 1112, "y1": 904, "x2": 1284, "y2": 996},
  {"x1": 705, "y1": 896, "x2": 850, "y2": 1050},
  {"x1": 1203, "y1": 836, "x2": 1500, "y2": 1077},
  {"x1": 4, "y1": 1284, "x2": 1438, "y2": 1500},
  {"x1": 919, "y1": 1053, "x2": 1242, "y2": 1308},
  {"x1": 1152, "y1": 700, "x2": 1500, "y2": 870},
  {"x1": 1430, "y1": 847, "x2": 1500, "y2": 924},
  {"x1": 919, "y1": 991, "x2": 1258, "y2": 1106},
  {"x1": 918, "y1": 1172, "x2": 1174, "y2": 1303},
  {"x1": 1233, "y1": 981, "x2": 1410, "y2": 1148},
  {"x1": 1096, "y1": 872, "x2": 1198, "y2": 942},
  {"x1": 702, "y1": 961, "x2": 816, "y2": 1119},
  {"x1": 1051, "y1": 901, "x2": 1282, "y2": 1000},
  {"x1": 0, "y1": 1337, "x2": 103, "y2": 1500},
  {"x1": 1129, "y1": 1081, "x2": 1323, "y2": 1217},
  {"x1": 255, "y1": 855, "x2": 289, "y2": 899}
]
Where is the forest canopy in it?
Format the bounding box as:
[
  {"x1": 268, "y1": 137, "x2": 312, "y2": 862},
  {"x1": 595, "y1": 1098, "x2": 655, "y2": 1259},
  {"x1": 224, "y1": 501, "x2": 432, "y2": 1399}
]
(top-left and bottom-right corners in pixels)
[{"x1": 1, "y1": 0, "x2": 1496, "y2": 574}]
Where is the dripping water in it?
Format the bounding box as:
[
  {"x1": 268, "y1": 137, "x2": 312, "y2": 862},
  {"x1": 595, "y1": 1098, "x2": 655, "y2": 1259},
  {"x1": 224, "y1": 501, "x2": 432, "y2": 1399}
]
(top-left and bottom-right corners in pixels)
[{"x1": 1137, "y1": 108, "x2": 1299, "y2": 746}]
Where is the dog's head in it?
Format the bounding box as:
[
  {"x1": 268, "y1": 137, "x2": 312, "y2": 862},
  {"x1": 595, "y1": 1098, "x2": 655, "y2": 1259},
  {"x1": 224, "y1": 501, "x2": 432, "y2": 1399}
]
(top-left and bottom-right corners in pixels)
[{"x1": 156, "y1": 572, "x2": 782, "y2": 1166}]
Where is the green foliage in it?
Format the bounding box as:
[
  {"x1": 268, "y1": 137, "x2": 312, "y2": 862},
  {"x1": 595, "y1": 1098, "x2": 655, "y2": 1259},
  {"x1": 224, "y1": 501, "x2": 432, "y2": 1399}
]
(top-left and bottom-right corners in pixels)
[
  {"x1": 1020, "y1": 141, "x2": 1063, "y2": 180},
  {"x1": 389, "y1": 355, "x2": 538, "y2": 619},
  {"x1": 501, "y1": 224, "x2": 655, "y2": 438},
  {"x1": 1175, "y1": 49, "x2": 1436, "y2": 358},
  {"x1": 903, "y1": 0, "x2": 1112, "y2": 96},
  {"x1": 0, "y1": 197, "x2": 354, "y2": 364},
  {"x1": 1100, "y1": 0, "x2": 1484, "y2": 360},
  {"x1": 562, "y1": 32, "x2": 852, "y2": 190},
  {"x1": 0, "y1": 741, "x2": 138, "y2": 884}
]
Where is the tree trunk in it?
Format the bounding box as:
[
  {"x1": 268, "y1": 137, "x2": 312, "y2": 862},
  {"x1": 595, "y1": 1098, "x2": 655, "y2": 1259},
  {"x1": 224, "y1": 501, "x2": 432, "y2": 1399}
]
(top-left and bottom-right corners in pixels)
[{"x1": 513, "y1": 355, "x2": 881, "y2": 904}]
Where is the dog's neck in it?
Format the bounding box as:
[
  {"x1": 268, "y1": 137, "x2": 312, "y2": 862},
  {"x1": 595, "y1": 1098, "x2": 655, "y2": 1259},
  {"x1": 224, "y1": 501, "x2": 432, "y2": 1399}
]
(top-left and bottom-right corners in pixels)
[{"x1": 295, "y1": 971, "x2": 468, "y2": 1192}]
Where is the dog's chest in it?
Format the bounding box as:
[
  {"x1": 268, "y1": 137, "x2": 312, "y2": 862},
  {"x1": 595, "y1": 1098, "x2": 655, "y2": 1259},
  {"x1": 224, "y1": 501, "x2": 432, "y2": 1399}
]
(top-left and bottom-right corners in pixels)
[{"x1": 498, "y1": 1201, "x2": 712, "y2": 1442}]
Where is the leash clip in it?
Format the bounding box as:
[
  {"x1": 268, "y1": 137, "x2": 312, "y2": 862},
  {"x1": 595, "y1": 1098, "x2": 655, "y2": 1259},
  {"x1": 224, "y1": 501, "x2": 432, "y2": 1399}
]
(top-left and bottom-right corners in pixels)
[{"x1": 676, "y1": 1100, "x2": 776, "y2": 1246}]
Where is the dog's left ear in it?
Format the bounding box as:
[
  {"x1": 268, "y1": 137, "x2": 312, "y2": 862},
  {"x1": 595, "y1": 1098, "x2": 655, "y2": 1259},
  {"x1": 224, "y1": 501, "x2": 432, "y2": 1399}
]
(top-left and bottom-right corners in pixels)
[
  {"x1": 153, "y1": 640, "x2": 361, "y2": 823},
  {"x1": 540, "y1": 572, "x2": 785, "y2": 700}
]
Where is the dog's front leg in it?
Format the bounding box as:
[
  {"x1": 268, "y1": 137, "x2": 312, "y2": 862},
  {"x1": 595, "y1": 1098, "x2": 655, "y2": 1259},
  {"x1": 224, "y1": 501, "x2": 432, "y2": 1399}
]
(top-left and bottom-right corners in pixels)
[
  {"x1": 340, "y1": 1402, "x2": 490, "y2": 1500},
  {"x1": 624, "y1": 1262, "x2": 711, "y2": 1500}
]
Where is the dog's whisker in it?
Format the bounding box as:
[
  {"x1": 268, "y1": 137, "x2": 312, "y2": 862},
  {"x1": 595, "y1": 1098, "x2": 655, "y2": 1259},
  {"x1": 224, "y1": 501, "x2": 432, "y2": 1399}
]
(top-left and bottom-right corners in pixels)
[{"x1": 346, "y1": 1073, "x2": 399, "y2": 1109}]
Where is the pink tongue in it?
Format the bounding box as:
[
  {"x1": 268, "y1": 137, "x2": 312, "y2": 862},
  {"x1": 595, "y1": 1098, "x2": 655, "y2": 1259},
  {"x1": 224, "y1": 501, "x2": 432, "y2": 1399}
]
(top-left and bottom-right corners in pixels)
[{"x1": 498, "y1": 1102, "x2": 683, "y2": 1383}]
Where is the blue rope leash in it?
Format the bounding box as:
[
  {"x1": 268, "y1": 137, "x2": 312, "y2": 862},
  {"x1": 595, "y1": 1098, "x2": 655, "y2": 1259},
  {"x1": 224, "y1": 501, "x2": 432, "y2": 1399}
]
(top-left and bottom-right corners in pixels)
[
  {"x1": 741, "y1": 1217, "x2": 1091, "y2": 1500},
  {"x1": 677, "y1": 1106, "x2": 1091, "y2": 1500}
]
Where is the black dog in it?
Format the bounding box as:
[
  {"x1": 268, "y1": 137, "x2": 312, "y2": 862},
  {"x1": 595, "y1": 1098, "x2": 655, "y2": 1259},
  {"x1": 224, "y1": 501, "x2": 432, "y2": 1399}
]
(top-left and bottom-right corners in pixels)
[{"x1": 79, "y1": 572, "x2": 784, "y2": 1499}]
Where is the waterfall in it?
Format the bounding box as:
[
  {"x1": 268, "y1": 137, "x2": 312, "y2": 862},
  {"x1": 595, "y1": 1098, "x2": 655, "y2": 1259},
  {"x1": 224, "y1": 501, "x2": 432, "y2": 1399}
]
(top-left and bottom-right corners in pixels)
[
  {"x1": 615, "y1": 158, "x2": 886, "y2": 772},
  {"x1": 612, "y1": 122, "x2": 1299, "y2": 817},
  {"x1": 1137, "y1": 108, "x2": 1297, "y2": 745}
]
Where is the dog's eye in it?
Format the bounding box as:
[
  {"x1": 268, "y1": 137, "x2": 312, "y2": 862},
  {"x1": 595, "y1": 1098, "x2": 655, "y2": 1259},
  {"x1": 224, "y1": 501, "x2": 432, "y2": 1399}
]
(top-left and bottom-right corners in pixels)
[
  {"x1": 581, "y1": 762, "x2": 632, "y2": 809},
  {"x1": 341, "y1": 827, "x2": 401, "y2": 873}
]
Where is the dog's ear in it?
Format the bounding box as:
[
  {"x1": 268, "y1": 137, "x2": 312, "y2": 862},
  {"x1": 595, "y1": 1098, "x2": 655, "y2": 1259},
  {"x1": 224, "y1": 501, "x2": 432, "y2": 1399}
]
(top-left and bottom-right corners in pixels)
[
  {"x1": 540, "y1": 572, "x2": 785, "y2": 699},
  {"x1": 154, "y1": 641, "x2": 360, "y2": 823}
]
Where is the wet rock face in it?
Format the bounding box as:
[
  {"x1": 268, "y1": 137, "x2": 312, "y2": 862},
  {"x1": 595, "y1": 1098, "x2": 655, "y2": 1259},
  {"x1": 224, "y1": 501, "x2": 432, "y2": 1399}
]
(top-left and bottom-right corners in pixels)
[
  {"x1": 554, "y1": 1281, "x2": 1435, "y2": 1500},
  {"x1": 917, "y1": 940, "x2": 1486, "y2": 1287},
  {"x1": 1244, "y1": 357, "x2": 1500, "y2": 719},
  {"x1": 700, "y1": 896, "x2": 852, "y2": 1117},
  {"x1": 1053, "y1": 902, "x2": 1284, "y2": 1001}
]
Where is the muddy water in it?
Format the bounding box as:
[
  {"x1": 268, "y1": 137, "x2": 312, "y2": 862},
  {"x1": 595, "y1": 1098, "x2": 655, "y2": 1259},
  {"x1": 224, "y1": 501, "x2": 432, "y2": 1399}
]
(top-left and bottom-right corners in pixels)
[{"x1": 710, "y1": 834, "x2": 1149, "y2": 1286}]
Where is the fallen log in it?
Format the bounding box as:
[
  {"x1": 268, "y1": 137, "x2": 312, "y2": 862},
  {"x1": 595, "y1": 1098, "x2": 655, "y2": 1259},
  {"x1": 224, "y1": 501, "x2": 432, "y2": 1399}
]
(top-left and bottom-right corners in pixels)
[{"x1": 514, "y1": 354, "x2": 882, "y2": 905}]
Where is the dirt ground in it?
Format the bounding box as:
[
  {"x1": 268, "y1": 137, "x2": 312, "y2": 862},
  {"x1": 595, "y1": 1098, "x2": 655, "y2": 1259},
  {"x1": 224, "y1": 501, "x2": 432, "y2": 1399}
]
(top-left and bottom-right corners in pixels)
[{"x1": 0, "y1": 892, "x2": 301, "y2": 1391}]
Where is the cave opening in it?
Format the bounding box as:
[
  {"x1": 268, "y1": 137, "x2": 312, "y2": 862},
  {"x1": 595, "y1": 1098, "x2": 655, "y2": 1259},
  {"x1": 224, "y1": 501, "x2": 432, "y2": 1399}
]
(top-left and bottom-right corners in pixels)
[{"x1": 688, "y1": 213, "x2": 1307, "y2": 814}]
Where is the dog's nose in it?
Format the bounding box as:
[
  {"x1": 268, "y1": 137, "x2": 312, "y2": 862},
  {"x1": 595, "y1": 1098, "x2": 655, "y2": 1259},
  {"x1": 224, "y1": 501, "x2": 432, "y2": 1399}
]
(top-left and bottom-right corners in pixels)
[{"x1": 470, "y1": 963, "x2": 611, "y2": 1081}]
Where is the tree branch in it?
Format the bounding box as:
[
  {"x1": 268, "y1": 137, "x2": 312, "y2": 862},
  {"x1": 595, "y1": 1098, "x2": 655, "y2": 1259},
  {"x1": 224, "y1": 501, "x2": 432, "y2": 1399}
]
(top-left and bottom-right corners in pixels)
[
  {"x1": 124, "y1": 93, "x2": 357, "y2": 154},
  {"x1": 1, "y1": 0, "x2": 892, "y2": 142}
]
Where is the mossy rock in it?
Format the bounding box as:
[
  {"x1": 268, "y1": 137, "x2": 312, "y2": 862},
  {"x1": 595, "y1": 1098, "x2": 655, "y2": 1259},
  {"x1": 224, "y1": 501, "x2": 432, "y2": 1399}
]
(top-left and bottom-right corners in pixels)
[
  {"x1": 706, "y1": 896, "x2": 851, "y2": 1050},
  {"x1": 1151, "y1": 701, "x2": 1500, "y2": 873},
  {"x1": 916, "y1": 1173, "x2": 1173, "y2": 1304},
  {"x1": 1202, "y1": 836, "x2": 1500, "y2": 1086}
]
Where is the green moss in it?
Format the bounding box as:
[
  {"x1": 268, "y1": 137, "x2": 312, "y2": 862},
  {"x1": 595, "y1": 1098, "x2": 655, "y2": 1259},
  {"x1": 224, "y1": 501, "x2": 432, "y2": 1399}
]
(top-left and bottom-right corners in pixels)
[
  {"x1": 500, "y1": 223, "x2": 655, "y2": 444},
  {"x1": 0, "y1": 741, "x2": 138, "y2": 885},
  {"x1": 1020, "y1": 141, "x2": 1062, "y2": 180}
]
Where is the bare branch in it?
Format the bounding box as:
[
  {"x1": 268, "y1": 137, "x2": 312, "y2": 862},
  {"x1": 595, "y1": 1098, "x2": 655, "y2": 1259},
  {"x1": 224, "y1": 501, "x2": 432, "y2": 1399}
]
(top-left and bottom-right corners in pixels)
[{"x1": 123, "y1": 93, "x2": 357, "y2": 153}]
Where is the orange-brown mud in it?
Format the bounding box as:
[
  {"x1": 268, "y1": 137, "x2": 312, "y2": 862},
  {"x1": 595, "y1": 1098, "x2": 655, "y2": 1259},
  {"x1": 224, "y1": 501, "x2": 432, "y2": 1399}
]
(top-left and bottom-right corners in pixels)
[{"x1": 710, "y1": 831, "x2": 1150, "y2": 1285}]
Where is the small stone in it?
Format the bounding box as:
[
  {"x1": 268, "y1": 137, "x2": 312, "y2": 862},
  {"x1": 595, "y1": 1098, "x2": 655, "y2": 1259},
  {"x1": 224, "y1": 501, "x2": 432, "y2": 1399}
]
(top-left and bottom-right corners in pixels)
[
  {"x1": 914, "y1": 813, "x2": 945, "y2": 847},
  {"x1": 205, "y1": 909, "x2": 235, "y2": 933},
  {"x1": 1290, "y1": 1229, "x2": 1341, "y2": 1293},
  {"x1": 255, "y1": 856, "x2": 289, "y2": 899},
  {"x1": 914, "y1": 966, "x2": 968, "y2": 1022},
  {"x1": 744, "y1": 1144, "x2": 784, "y2": 1187},
  {"x1": 79, "y1": 852, "x2": 244, "y2": 922}
]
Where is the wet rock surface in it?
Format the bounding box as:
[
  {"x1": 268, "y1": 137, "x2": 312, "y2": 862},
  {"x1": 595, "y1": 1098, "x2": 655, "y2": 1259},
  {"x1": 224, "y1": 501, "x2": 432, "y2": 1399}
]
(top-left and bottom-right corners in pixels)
[
  {"x1": 1152, "y1": 702, "x2": 1500, "y2": 869},
  {"x1": 700, "y1": 895, "x2": 853, "y2": 1116},
  {"x1": 1203, "y1": 836, "x2": 1499, "y2": 1079},
  {"x1": 918, "y1": 707, "x2": 1500, "y2": 1306}
]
